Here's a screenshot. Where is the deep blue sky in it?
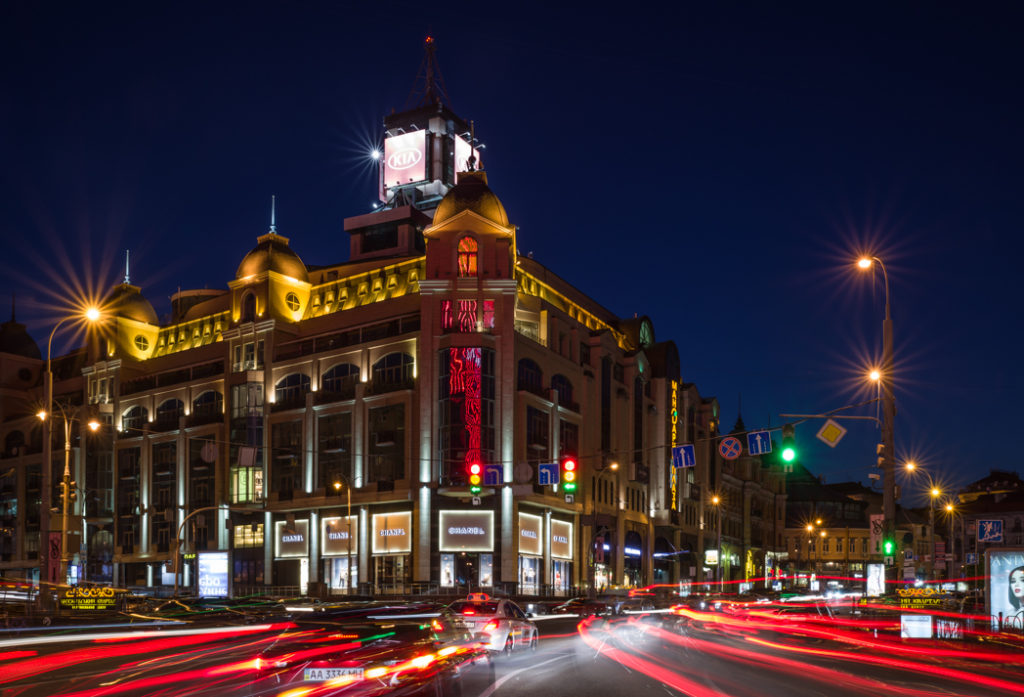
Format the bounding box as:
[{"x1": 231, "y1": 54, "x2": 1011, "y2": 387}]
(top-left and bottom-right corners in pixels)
[{"x1": 1, "y1": 2, "x2": 1020, "y2": 499}]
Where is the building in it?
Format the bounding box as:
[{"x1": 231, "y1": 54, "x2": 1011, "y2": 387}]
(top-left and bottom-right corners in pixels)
[{"x1": 0, "y1": 50, "x2": 785, "y2": 597}]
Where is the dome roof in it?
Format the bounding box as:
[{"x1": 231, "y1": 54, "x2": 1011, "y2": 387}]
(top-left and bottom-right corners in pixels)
[
  {"x1": 105, "y1": 283, "x2": 159, "y2": 325},
  {"x1": 0, "y1": 319, "x2": 40, "y2": 359},
  {"x1": 433, "y1": 171, "x2": 509, "y2": 228},
  {"x1": 236, "y1": 232, "x2": 309, "y2": 282}
]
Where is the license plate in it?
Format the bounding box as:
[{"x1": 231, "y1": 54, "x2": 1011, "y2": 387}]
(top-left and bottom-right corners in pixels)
[{"x1": 303, "y1": 667, "x2": 363, "y2": 682}]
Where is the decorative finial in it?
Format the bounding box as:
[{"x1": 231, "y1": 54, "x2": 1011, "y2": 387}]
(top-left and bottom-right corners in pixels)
[
  {"x1": 125, "y1": 249, "x2": 130, "y2": 285},
  {"x1": 270, "y1": 195, "x2": 277, "y2": 234},
  {"x1": 466, "y1": 121, "x2": 477, "y2": 172}
]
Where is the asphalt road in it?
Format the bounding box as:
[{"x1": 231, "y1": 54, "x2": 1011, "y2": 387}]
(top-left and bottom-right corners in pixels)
[{"x1": 3, "y1": 612, "x2": 1024, "y2": 697}]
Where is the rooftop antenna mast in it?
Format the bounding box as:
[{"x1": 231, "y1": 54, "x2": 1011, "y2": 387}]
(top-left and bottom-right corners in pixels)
[
  {"x1": 124, "y1": 250, "x2": 130, "y2": 285},
  {"x1": 270, "y1": 194, "x2": 277, "y2": 234},
  {"x1": 405, "y1": 36, "x2": 451, "y2": 110}
]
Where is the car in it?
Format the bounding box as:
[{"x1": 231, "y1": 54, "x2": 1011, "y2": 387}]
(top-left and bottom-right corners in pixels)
[
  {"x1": 447, "y1": 594, "x2": 539, "y2": 656},
  {"x1": 253, "y1": 607, "x2": 488, "y2": 696},
  {"x1": 551, "y1": 597, "x2": 613, "y2": 617}
]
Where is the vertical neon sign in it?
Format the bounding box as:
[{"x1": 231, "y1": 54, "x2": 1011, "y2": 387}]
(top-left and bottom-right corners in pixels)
[
  {"x1": 671, "y1": 380, "x2": 678, "y2": 510},
  {"x1": 449, "y1": 348, "x2": 482, "y2": 477}
]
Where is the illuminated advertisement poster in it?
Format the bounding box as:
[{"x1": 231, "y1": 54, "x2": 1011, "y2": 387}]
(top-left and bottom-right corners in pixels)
[
  {"x1": 518, "y1": 512, "x2": 542, "y2": 556},
  {"x1": 986, "y1": 548, "x2": 1024, "y2": 631},
  {"x1": 479, "y1": 554, "x2": 493, "y2": 587},
  {"x1": 275, "y1": 519, "x2": 309, "y2": 559},
  {"x1": 439, "y1": 510, "x2": 493, "y2": 552},
  {"x1": 551, "y1": 520, "x2": 573, "y2": 560},
  {"x1": 454, "y1": 134, "x2": 482, "y2": 174},
  {"x1": 383, "y1": 131, "x2": 426, "y2": 192},
  {"x1": 322, "y1": 516, "x2": 358, "y2": 557},
  {"x1": 901, "y1": 614, "x2": 932, "y2": 639},
  {"x1": 866, "y1": 563, "x2": 885, "y2": 597},
  {"x1": 198, "y1": 551, "x2": 229, "y2": 598},
  {"x1": 441, "y1": 554, "x2": 455, "y2": 587},
  {"x1": 372, "y1": 511, "x2": 412, "y2": 555}
]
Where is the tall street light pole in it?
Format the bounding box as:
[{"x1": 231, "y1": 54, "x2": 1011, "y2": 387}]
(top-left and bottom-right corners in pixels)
[
  {"x1": 859, "y1": 257, "x2": 895, "y2": 573},
  {"x1": 712, "y1": 495, "x2": 722, "y2": 591},
  {"x1": 41, "y1": 308, "x2": 101, "y2": 594},
  {"x1": 945, "y1": 502, "x2": 956, "y2": 580},
  {"x1": 929, "y1": 487, "x2": 940, "y2": 579}
]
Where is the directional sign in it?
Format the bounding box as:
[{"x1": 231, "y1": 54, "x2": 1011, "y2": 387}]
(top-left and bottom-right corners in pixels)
[
  {"x1": 672, "y1": 444, "x2": 696, "y2": 468},
  {"x1": 816, "y1": 419, "x2": 847, "y2": 448},
  {"x1": 977, "y1": 519, "x2": 1003, "y2": 543},
  {"x1": 538, "y1": 462, "x2": 559, "y2": 486},
  {"x1": 483, "y1": 464, "x2": 502, "y2": 486},
  {"x1": 746, "y1": 430, "x2": 772, "y2": 456},
  {"x1": 719, "y1": 437, "x2": 742, "y2": 460}
]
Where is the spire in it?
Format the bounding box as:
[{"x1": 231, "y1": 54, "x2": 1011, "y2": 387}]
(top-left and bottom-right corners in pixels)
[
  {"x1": 731, "y1": 393, "x2": 746, "y2": 434},
  {"x1": 270, "y1": 194, "x2": 277, "y2": 234},
  {"x1": 124, "y1": 249, "x2": 130, "y2": 285},
  {"x1": 405, "y1": 36, "x2": 451, "y2": 110}
]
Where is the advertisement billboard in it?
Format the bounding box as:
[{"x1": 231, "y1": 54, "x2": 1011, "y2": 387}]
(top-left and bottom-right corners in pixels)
[
  {"x1": 986, "y1": 547, "x2": 1024, "y2": 631},
  {"x1": 197, "y1": 551, "x2": 229, "y2": 598},
  {"x1": 866, "y1": 563, "x2": 885, "y2": 597},
  {"x1": 322, "y1": 516, "x2": 358, "y2": 557},
  {"x1": 275, "y1": 519, "x2": 309, "y2": 559},
  {"x1": 383, "y1": 131, "x2": 426, "y2": 193},
  {"x1": 454, "y1": 134, "x2": 482, "y2": 174},
  {"x1": 439, "y1": 510, "x2": 494, "y2": 552},
  {"x1": 518, "y1": 512, "x2": 542, "y2": 557},
  {"x1": 551, "y1": 520, "x2": 573, "y2": 560},
  {"x1": 372, "y1": 511, "x2": 412, "y2": 555}
]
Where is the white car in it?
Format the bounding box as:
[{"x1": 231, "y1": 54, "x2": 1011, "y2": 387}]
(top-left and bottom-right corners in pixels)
[{"x1": 448, "y1": 594, "x2": 539, "y2": 656}]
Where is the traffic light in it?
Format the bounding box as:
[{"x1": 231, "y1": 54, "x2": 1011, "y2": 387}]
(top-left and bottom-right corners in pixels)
[
  {"x1": 68, "y1": 481, "x2": 77, "y2": 503},
  {"x1": 468, "y1": 461, "x2": 482, "y2": 495},
  {"x1": 781, "y1": 424, "x2": 797, "y2": 463},
  {"x1": 882, "y1": 537, "x2": 896, "y2": 556},
  {"x1": 560, "y1": 454, "x2": 577, "y2": 493}
]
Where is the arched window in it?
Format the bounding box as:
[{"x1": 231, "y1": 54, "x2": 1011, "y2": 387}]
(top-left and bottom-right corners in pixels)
[
  {"x1": 122, "y1": 406, "x2": 148, "y2": 433},
  {"x1": 371, "y1": 353, "x2": 414, "y2": 390},
  {"x1": 155, "y1": 399, "x2": 184, "y2": 429},
  {"x1": 457, "y1": 237, "x2": 478, "y2": 277},
  {"x1": 551, "y1": 374, "x2": 574, "y2": 407},
  {"x1": 241, "y1": 292, "x2": 256, "y2": 322},
  {"x1": 517, "y1": 359, "x2": 543, "y2": 395},
  {"x1": 192, "y1": 390, "x2": 223, "y2": 420},
  {"x1": 275, "y1": 373, "x2": 311, "y2": 408},
  {"x1": 322, "y1": 363, "x2": 360, "y2": 395}
]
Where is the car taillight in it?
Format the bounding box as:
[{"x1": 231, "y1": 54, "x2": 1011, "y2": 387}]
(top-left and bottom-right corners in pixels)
[
  {"x1": 432, "y1": 619, "x2": 444, "y2": 632},
  {"x1": 366, "y1": 667, "x2": 388, "y2": 680},
  {"x1": 483, "y1": 621, "x2": 498, "y2": 632},
  {"x1": 463, "y1": 609, "x2": 475, "y2": 615},
  {"x1": 409, "y1": 653, "x2": 436, "y2": 669},
  {"x1": 253, "y1": 657, "x2": 262, "y2": 670}
]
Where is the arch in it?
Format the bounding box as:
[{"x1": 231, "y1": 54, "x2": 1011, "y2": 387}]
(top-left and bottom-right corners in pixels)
[
  {"x1": 551, "y1": 374, "x2": 574, "y2": 406},
  {"x1": 371, "y1": 352, "x2": 414, "y2": 386},
  {"x1": 156, "y1": 398, "x2": 184, "y2": 422},
  {"x1": 275, "y1": 372, "x2": 311, "y2": 407},
  {"x1": 517, "y1": 358, "x2": 543, "y2": 395},
  {"x1": 322, "y1": 362, "x2": 360, "y2": 393},
  {"x1": 240, "y1": 292, "x2": 257, "y2": 322},
  {"x1": 122, "y1": 405, "x2": 148, "y2": 433},
  {"x1": 457, "y1": 236, "x2": 478, "y2": 277}
]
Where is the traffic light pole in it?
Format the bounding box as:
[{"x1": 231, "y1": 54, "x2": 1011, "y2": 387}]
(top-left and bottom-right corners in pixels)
[{"x1": 881, "y1": 309, "x2": 896, "y2": 584}]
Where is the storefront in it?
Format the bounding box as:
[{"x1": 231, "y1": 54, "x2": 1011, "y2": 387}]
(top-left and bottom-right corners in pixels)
[
  {"x1": 439, "y1": 510, "x2": 494, "y2": 590},
  {"x1": 550, "y1": 519, "x2": 573, "y2": 595},
  {"x1": 517, "y1": 512, "x2": 542, "y2": 594},
  {"x1": 274, "y1": 519, "x2": 309, "y2": 593},
  {"x1": 321, "y1": 515, "x2": 358, "y2": 592},
  {"x1": 371, "y1": 511, "x2": 411, "y2": 592},
  {"x1": 623, "y1": 530, "x2": 644, "y2": 587}
]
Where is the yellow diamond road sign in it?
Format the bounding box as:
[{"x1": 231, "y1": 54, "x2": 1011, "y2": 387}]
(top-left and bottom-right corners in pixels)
[{"x1": 817, "y1": 419, "x2": 847, "y2": 448}]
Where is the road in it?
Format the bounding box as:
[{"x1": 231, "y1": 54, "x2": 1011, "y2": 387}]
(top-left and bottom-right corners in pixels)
[{"x1": 2, "y1": 612, "x2": 1024, "y2": 696}]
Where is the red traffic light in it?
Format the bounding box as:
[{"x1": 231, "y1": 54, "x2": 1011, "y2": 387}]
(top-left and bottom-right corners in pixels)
[{"x1": 469, "y1": 463, "x2": 482, "y2": 475}]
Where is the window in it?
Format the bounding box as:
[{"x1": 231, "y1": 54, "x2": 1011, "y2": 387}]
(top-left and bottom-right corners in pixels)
[
  {"x1": 322, "y1": 363, "x2": 360, "y2": 395},
  {"x1": 241, "y1": 293, "x2": 256, "y2": 322},
  {"x1": 318, "y1": 412, "x2": 352, "y2": 490},
  {"x1": 551, "y1": 374, "x2": 574, "y2": 408},
  {"x1": 285, "y1": 292, "x2": 300, "y2": 312},
  {"x1": 189, "y1": 438, "x2": 216, "y2": 508},
  {"x1": 438, "y1": 347, "x2": 495, "y2": 483},
  {"x1": 517, "y1": 359, "x2": 543, "y2": 395},
  {"x1": 526, "y1": 406, "x2": 549, "y2": 463},
  {"x1": 234, "y1": 523, "x2": 265, "y2": 548},
  {"x1": 231, "y1": 383, "x2": 264, "y2": 420},
  {"x1": 233, "y1": 340, "x2": 264, "y2": 372},
  {"x1": 275, "y1": 373, "x2": 311, "y2": 408},
  {"x1": 367, "y1": 404, "x2": 405, "y2": 483},
  {"x1": 457, "y1": 236, "x2": 478, "y2": 277},
  {"x1": 155, "y1": 399, "x2": 184, "y2": 427},
  {"x1": 134, "y1": 335, "x2": 149, "y2": 351},
  {"x1": 271, "y1": 420, "x2": 303, "y2": 498},
  {"x1": 372, "y1": 353, "x2": 414, "y2": 387},
  {"x1": 122, "y1": 406, "x2": 148, "y2": 433},
  {"x1": 192, "y1": 390, "x2": 223, "y2": 419}
]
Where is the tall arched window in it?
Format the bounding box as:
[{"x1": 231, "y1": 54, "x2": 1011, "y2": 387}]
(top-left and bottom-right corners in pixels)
[
  {"x1": 457, "y1": 237, "x2": 478, "y2": 277},
  {"x1": 241, "y1": 293, "x2": 256, "y2": 322}
]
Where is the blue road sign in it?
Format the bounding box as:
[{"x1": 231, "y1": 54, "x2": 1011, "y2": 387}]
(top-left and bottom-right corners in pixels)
[
  {"x1": 747, "y1": 430, "x2": 772, "y2": 456},
  {"x1": 484, "y1": 464, "x2": 502, "y2": 486},
  {"x1": 672, "y1": 444, "x2": 696, "y2": 468},
  {"x1": 538, "y1": 462, "x2": 559, "y2": 486},
  {"x1": 978, "y1": 519, "x2": 1003, "y2": 543},
  {"x1": 719, "y1": 437, "x2": 742, "y2": 460}
]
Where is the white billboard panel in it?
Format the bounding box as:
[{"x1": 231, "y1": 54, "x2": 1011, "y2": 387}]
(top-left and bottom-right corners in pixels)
[
  {"x1": 197, "y1": 551, "x2": 229, "y2": 598},
  {"x1": 384, "y1": 131, "x2": 426, "y2": 191}
]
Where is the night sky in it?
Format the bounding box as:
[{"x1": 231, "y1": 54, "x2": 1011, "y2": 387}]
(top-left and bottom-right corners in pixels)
[{"x1": 1, "y1": 2, "x2": 1020, "y2": 499}]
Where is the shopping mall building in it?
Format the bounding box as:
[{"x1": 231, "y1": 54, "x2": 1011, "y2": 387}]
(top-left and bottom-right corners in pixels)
[{"x1": 0, "y1": 66, "x2": 784, "y2": 597}]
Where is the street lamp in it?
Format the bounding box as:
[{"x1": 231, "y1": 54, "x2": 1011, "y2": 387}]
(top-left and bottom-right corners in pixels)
[
  {"x1": 333, "y1": 478, "x2": 354, "y2": 595},
  {"x1": 944, "y1": 502, "x2": 957, "y2": 581},
  {"x1": 40, "y1": 307, "x2": 102, "y2": 590},
  {"x1": 929, "y1": 487, "x2": 941, "y2": 579},
  {"x1": 711, "y1": 495, "x2": 722, "y2": 591},
  {"x1": 858, "y1": 256, "x2": 896, "y2": 570}
]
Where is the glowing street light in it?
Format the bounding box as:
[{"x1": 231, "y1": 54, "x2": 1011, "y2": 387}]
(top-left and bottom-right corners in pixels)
[{"x1": 711, "y1": 495, "x2": 722, "y2": 590}]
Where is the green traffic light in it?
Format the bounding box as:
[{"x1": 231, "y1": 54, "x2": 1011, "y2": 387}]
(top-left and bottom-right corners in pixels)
[
  {"x1": 883, "y1": 538, "x2": 895, "y2": 555},
  {"x1": 782, "y1": 446, "x2": 796, "y2": 462}
]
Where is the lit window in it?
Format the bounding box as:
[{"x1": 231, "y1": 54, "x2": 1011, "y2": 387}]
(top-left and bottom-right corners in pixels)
[
  {"x1": 457, "y1": 237, "x2": 478, "y2": 277},
  {"x1": 285, "y1": 292, "x2": 301, "y2": 312},
  {"x1": 134, "y1": 335, "x2": 149, "y2": 351}
]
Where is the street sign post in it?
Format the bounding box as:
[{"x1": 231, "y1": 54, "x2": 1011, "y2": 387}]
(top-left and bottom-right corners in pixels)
[
  {"x1": 538, "y1": 462, "x2": 558, "y2": 486},
  {"x1": 483, "y1": 464, "x2": 502, "y2": 486},
  {"x1": 816, "y1": 419, "x2": 848, "y2": 448}
]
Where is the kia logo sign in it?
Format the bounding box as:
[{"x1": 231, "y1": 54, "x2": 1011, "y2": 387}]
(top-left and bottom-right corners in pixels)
[{"x1": 387, "y1": 147, "x2": 422, "y2": 171}]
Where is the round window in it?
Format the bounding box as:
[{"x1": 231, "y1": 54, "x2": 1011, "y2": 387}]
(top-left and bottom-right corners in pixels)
[
  {"x1": 134, "y1": 335, "x2": 150, "y2": 351},
  {"x1": 285, "y1": 292, "x2": 301, "y2": 312}
]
